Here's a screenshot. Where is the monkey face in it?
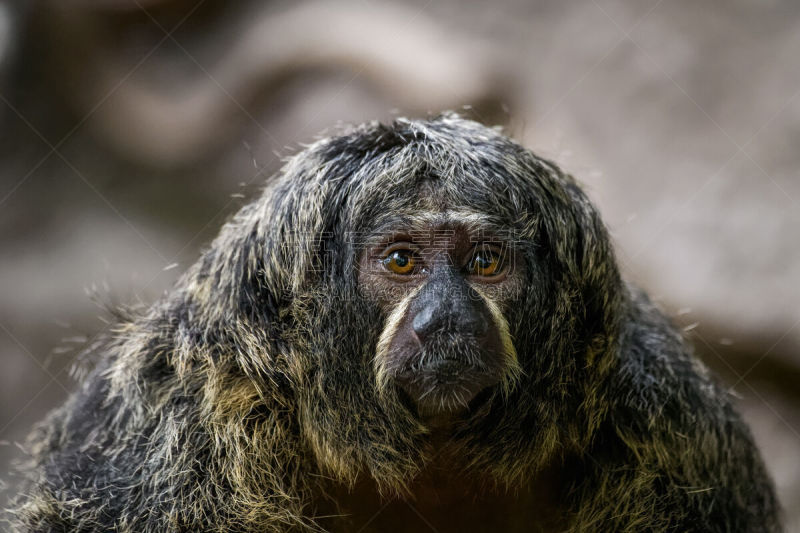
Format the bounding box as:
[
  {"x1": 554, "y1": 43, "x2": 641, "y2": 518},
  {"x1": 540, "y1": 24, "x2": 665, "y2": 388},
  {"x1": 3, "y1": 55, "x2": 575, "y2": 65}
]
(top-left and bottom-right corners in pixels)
[{"x1": 358, "y1": 215, "x2": 524, "y2": 416}]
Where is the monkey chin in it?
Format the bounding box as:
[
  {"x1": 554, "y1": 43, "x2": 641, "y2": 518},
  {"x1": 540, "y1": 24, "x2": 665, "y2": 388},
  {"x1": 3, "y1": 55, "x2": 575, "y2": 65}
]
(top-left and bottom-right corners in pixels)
[{"x1": 395, "y1": 359, "x2": 500, "y2": 419}]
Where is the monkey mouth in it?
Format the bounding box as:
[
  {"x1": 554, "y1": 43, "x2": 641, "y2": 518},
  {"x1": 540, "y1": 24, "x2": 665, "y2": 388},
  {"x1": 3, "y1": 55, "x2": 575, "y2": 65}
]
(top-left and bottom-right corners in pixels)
[
  {"x1": 425, "y1": 358, "x2": 468, "y2": 379},
  {"x1": 394, "y1": 355, "x2": 500, "y2": 414}
]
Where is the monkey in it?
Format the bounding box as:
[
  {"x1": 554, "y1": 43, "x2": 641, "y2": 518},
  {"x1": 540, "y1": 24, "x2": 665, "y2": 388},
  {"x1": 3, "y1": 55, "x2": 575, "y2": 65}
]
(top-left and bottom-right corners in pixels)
[{"x1": 9, "y1": 113, "x2": 780, "y2": 532}]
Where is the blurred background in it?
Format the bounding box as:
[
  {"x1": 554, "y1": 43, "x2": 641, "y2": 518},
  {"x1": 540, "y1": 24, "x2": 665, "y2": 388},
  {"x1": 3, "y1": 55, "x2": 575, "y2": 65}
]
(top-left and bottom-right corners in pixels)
[{"x1": 1, "y1": 0, "x2": 798, "y2": 527}]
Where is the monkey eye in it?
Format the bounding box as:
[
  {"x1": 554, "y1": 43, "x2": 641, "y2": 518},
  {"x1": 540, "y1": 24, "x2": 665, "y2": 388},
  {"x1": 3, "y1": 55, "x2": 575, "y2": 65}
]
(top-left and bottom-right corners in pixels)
[
  {"x1": 382, "y1": 249, "x2": 418, "y2": 275},
  {"x1": 468, "y1": 248, "x2": 504, "y2": 277}
]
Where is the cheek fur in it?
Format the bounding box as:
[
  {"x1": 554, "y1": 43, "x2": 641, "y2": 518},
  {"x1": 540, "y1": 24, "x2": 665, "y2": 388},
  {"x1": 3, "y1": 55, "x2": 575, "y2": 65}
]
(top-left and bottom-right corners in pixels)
[
  {"x1": 374, "y1": 284, "x2": 424, "y2": 394},
  {"x1": 471, "y1": 287, "x2": 523, "y2": 397}
]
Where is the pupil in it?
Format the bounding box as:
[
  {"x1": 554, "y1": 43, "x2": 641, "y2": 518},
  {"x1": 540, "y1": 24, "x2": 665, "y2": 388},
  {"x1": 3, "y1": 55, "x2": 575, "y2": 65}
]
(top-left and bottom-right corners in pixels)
[
  {"x1": 477, "y1": 254, "x2": 492, "y2": 269},
  {"x1": 393, "y1": 252, "x2": 409, "y2": 267}
]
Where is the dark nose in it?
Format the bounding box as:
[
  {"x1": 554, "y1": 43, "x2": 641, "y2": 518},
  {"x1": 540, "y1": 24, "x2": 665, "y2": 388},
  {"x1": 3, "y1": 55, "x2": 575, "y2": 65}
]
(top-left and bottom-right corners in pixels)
[{"x1": 411, "y1": 283, "x2": 489, "y2": 343}]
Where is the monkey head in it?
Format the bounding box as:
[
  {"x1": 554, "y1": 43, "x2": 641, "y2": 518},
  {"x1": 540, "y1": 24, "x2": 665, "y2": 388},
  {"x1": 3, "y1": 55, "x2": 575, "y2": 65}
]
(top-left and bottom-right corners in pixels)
[{"x1": 239, "y1": 114, "x2": 624, "y2": 489}]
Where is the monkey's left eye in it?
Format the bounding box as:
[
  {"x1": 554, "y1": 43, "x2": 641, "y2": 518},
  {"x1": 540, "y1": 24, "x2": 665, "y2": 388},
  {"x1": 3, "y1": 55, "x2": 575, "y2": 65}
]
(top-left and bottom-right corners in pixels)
[
  {"x1": 468, "y1": 249, "x2": 503, "y2": 277},
  {"x1": 382, "y1": 249, "x2": 417, "y2": 275}
]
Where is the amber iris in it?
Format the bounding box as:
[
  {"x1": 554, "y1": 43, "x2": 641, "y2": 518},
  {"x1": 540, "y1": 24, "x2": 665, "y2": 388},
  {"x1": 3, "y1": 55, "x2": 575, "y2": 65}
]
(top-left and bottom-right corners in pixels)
[
  {"x1": 383, "y1": 249, "x2": 416, "y2": 275},
  {"x1": 469, "y1": 249, "x2": 502, "y2": 276}
]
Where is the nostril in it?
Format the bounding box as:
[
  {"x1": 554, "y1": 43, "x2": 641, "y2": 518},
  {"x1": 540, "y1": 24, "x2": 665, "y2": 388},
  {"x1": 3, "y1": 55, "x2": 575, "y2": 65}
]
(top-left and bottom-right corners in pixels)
[
  {"x1": 412, "y1": 305, "x2": 437, "y2": 340},
  {"x1": 412, "y1": 303, "x2": 490, "y2": 341}
]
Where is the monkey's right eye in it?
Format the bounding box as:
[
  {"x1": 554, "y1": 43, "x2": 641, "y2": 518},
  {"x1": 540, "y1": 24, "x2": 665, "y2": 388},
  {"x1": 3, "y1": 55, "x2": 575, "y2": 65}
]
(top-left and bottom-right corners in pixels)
[{"x1": 382, "y1": 250, "x2": 417, "y2": 275}]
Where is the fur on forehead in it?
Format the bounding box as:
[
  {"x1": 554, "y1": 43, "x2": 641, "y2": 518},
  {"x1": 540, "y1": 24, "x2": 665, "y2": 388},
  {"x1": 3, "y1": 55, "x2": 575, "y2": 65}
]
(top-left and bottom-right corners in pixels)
[
  {"x1": 358, "y1": 210, "x2": 517, "y2": 246},
  {"x1": 273, "y1": 113, "x2": 560, "y2": 243}
]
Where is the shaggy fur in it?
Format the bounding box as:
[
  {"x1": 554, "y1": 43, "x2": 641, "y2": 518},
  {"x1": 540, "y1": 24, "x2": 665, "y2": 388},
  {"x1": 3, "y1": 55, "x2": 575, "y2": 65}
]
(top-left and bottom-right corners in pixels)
[{"x1": 10, "y1": 114, "x2": 780, "y2": 531}]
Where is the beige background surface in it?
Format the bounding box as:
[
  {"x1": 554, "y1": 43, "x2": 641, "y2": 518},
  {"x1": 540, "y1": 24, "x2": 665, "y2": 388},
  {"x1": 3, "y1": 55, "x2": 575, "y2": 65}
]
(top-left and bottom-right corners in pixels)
[{"x1": 1, "y1": 0, "x2": 798, "y2": 528}]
